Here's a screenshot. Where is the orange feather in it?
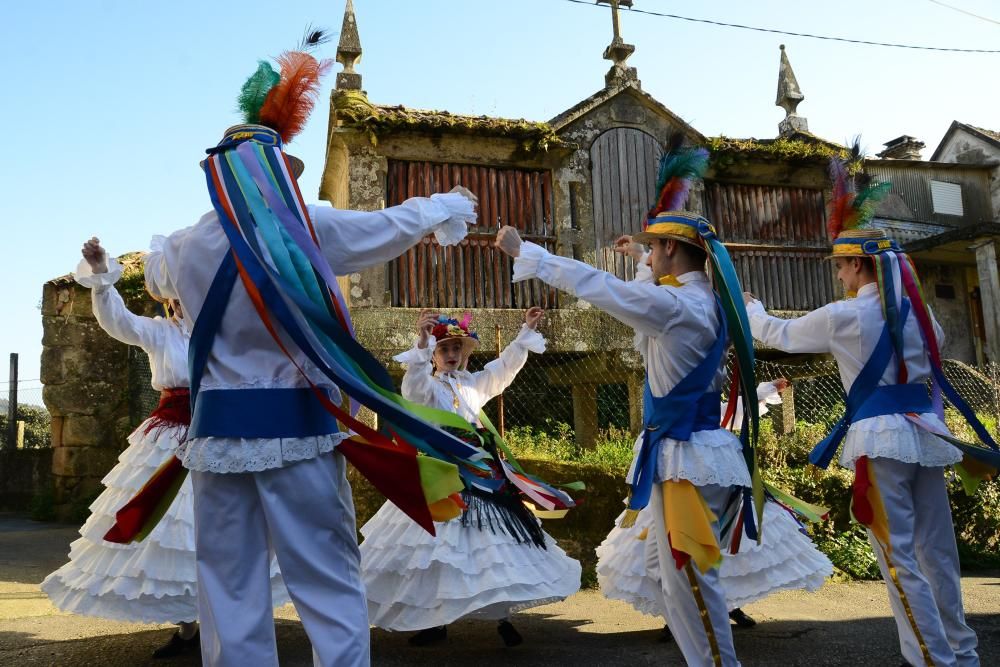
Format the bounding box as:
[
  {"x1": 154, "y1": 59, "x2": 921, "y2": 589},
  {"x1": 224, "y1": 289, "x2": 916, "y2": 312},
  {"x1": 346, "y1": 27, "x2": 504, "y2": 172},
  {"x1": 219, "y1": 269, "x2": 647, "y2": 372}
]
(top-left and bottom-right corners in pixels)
[{"x1": 258, "y1": 51, "x2": 333, "y2": 143}]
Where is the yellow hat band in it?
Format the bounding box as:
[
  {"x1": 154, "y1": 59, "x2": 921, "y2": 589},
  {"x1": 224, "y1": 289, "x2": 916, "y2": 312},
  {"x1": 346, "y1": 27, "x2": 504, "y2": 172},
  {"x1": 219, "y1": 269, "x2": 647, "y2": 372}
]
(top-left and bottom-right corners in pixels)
[{"x1": 643, "y1": 221, "x2": 703, "y2": 240}]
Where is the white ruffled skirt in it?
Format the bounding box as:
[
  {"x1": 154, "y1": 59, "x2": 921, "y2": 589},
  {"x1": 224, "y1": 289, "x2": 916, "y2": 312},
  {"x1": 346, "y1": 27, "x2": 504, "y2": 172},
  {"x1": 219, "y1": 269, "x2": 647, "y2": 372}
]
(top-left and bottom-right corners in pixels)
[
  {"x1": 596, "y1": 499, "x2": 831, "y2": 616},
  {"x1": 41, "y1": 418, "x2": 289, "y2": 623},
  {"x1": 360, "y1": 500, "x2": 582, "y2": 631}
]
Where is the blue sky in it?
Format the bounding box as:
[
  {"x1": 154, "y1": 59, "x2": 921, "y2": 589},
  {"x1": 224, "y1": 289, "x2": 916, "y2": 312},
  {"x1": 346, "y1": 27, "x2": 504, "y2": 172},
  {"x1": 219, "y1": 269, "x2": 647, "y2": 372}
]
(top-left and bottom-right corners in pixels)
[{"x1": 1, "y1": 0, "x2": 996, "y2": 382}]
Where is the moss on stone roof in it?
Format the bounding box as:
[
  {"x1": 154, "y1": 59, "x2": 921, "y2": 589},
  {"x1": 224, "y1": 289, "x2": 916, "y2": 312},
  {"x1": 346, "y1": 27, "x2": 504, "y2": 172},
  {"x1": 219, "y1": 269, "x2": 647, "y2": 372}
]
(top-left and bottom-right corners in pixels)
[
  {"x1": 708, "y1": 136, "x2": 849, "y2": 164},
  {"x1": 332, "y1": 90, "x2": 566, "y2": 152}
]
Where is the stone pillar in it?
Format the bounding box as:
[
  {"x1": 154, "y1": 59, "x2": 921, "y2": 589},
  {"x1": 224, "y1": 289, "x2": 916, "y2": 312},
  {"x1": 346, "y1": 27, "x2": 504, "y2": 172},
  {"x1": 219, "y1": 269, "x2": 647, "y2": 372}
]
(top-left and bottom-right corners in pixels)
[
  {"x1": 41, "y1": 279, "x2": 131, "y2": 519},
  {"x1": 972, "y1": 239, "x2": 1000, "y2": 364},
  {"x1": 572, "y1": 383, "x2": 599, "y2": 450},
  {"x1": 627, "y1": 374, "x2": 643, "y2": 435},
  {"x1": 780, "y1": 383, "x2": 796, "y2": 435}
]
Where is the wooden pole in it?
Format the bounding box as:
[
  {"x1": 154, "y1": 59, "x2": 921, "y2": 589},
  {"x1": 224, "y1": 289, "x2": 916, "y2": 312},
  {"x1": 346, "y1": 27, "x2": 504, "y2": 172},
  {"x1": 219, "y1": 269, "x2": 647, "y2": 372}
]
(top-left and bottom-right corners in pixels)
[
  {"x1": 6, "y1": 353, "x2": 17, "y2": 450},
  {"x1": 495, "y1": 324, "x2": 505, "y2": 437}
]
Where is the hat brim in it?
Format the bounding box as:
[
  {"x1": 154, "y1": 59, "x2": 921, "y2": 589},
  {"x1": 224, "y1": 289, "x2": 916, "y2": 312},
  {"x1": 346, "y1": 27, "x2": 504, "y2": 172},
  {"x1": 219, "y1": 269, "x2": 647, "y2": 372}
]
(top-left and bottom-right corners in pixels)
[{"x1": 199, "y1": 154, "x2": 304, "y2": 178}]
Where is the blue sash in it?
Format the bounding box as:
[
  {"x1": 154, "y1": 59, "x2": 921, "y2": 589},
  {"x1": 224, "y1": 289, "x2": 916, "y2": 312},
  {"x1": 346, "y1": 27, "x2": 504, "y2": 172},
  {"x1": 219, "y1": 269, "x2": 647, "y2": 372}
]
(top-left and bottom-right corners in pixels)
[
  {"x1": 627, "y1": 298, "x2": 727, "y2": 514},
  {"x1": 810, "y1": 300, "x2": 916, "y2": 468}
]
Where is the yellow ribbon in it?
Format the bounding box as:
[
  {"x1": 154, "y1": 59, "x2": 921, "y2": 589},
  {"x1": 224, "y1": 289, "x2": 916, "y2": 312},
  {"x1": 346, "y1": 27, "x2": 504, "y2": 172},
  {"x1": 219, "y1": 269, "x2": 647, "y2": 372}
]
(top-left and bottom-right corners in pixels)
[
  {"x1": 658, "y1": 274, "x2": 684, "y2": 288},
  {"x1": 663, "y1": 480, "x2": 722, "y2": 573}
]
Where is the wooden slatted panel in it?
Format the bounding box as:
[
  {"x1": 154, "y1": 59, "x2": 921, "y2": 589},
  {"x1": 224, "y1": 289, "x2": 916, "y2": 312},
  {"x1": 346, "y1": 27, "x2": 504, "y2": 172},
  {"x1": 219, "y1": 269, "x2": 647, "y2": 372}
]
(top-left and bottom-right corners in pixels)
[
  {"x1": 590, "y1": 128, "x2": 664, "y2": 281},
  {"x1": 387, "y1": 160, "x2": 558, "y2": 309},
  {"x1": 706, "y1": 183, "x2": 833, "y2": 310}
]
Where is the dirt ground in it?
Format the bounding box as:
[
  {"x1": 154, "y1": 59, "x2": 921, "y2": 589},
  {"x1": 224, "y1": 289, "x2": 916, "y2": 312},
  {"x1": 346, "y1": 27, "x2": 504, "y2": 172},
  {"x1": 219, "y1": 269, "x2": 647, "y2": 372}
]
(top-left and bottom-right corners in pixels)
[{"x1": 2, "y1": 514, "x2": 997, "y2": 666}]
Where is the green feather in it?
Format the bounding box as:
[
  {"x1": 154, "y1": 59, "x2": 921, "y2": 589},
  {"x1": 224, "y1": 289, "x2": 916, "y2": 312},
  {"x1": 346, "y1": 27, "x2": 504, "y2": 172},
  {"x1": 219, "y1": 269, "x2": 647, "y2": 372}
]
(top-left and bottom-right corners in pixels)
[{"x1": 238, "y1": 61, "x2": 281, "y2": 124}]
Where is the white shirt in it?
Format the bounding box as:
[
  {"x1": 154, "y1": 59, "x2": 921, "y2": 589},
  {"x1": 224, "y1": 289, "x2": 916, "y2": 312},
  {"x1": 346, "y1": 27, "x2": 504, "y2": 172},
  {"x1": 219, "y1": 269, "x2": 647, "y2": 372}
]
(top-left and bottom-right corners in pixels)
[
  {"x1": 75, "y1": 257, "x2": 189, "y2": 391},
  {"x1": 143, "y1": 193, "x2": 475, "y2": 473},
  {"x1": 393, "y1": 325, "x2": 546, "y2": 423},
  {"x1": 747, "y1": 283, "x2": 961, "y2": 469},
  {"x1": 513, "y1": 242, "x2": 751, "y2": 488}
]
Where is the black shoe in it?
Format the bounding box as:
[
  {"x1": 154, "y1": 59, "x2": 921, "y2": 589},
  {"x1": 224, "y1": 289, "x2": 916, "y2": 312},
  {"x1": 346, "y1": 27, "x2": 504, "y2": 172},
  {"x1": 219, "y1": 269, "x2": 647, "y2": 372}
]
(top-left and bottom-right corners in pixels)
[
  {"x1": 729, "y1": 608, "x2": 757, "y2": 628},
  {"x1": 658, "y1": 623, "x2": 674, "y2": 643},
  {"x1": 497, "y1": 620, "x2": 523, "y2": 647},
  {"x1": 408, "y1": 626, "x2": 447, "y2": 646},
  {"x1": 152, "y1": 630, "x2": 200, "y2": 659}
]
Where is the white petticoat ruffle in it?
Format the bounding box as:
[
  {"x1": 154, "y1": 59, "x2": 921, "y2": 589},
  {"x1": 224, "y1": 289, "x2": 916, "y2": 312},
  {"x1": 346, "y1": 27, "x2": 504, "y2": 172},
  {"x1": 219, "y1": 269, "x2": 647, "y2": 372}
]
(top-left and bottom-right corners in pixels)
[
  {"x1": 359, "y1": 501, "x2": 581, "y2": 631},
  {"x1": 839, "y1": 412, "x2": 962, "y2": 471},
  {"x1": 596, "y1": 500, "x2": 831, "y2": 614},
  {"x1": 625, "y1": 430, "x2": 752, "y2": 488},
  {"x1": 178, "y1": 432, "x2": 349, "y2": 473},
  {"x1": 41, "y1": 418, "x2": 289, "y2": 623}
]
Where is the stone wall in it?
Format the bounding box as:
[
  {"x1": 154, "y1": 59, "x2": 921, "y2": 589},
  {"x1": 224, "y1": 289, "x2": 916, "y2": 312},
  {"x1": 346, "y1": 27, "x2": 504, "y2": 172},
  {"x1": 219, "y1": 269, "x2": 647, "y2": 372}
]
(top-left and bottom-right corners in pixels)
[
  {"x1": 917, "y1": 262, "x2": 977, "y2": 363},
  {"x1": 0, "y1": 448, "x2": 52, "y2": 510},
  {"x1": 40, "y1": 277, "x2": 137, "y2": 519},
  {"x1": 935, "y1": 131, "x2": 1000, "y2": 218}
]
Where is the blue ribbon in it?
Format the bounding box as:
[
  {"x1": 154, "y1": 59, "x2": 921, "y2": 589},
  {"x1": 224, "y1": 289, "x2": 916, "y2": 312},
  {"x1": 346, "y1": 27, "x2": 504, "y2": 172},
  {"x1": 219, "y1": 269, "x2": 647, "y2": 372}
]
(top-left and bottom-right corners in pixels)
[
  {"x1": 627, "y1": 298, "x2": 728, "y2": 514},
  {"x1": 810, "y1": 300, "x2": 913, "y2": 468},
  {"x1": 191, "y1": 149, "x2": 482, "y2": 463}
]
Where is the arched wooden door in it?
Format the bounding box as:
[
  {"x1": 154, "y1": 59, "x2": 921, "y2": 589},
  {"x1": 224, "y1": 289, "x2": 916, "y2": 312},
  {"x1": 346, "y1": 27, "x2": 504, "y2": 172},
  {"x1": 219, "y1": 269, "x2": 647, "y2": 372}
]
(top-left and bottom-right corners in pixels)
[{"x1": 590, "y1": 128, "x2": 663, "y2": 280}]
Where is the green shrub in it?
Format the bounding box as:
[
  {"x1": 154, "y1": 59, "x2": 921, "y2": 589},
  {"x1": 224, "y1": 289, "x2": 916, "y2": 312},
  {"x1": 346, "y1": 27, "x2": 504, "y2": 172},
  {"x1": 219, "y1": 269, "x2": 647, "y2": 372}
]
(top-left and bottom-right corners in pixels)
[
  {"x1": 511, "y1": 412, "x2": 1000, "y2": 580},
  {"x1": 814, "y1": 523, "x2": 882, "y2": 580},
  {"x1": 0, "y1": 404, "x2": 52, "y2": 449}
]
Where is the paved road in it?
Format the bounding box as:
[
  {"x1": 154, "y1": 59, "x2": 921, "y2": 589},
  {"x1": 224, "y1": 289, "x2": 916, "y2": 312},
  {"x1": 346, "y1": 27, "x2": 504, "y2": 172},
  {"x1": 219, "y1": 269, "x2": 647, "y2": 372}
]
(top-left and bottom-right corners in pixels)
[{"x1": 1, "y1": 514, "x2": 997, "y2": 666}]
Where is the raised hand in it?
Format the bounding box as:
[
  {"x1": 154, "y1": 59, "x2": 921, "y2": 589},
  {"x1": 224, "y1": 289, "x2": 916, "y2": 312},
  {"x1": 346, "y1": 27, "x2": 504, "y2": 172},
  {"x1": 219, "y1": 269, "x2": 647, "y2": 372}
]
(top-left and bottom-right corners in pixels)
[
  {"x1": 416, "y1": 308, "x2": 439, "y2": 349},
  {"x1": 613, "y1": 234, "x2": 644, "y2": 261},
  {"x1": 524, "y1": 306, "x2": 544, "y2": 330},
  {"x1": 495, "y1": 226, "x2": 522, "y2": 258},
  {"x1": 81, "y1": 237, "x2": 109, "y2": 274}
]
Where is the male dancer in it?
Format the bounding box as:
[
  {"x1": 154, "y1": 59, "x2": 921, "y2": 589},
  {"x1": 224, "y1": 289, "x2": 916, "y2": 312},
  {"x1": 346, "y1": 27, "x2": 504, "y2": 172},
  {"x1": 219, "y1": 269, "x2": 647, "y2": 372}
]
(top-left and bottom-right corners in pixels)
[
  {"x1": 495, "y1": 194, "x2": 759, "y2": 665},
  {"x1": 142, "y1": 41, "x2": 478, "y2": 666},
  {"x1": 745, "y1": 227, "x2": 980, "y2": 667}
]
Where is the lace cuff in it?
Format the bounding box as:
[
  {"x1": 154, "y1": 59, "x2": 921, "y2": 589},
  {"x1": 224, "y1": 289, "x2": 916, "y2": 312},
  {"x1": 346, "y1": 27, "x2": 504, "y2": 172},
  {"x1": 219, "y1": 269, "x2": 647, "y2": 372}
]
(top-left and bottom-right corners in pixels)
[
  {"x1": 757, "y1": 382, "x2": 782, "y2": 406},
  {"x1": 74, "y1": 256, "x2": 123, "y2": 292},
  {"x1": 512, "y1": 241, "x2": 547, "y2": 282},
  {"x1": 633, "y1": 253, "x2": 653, "y2": 284},
  {"x1": 510, "y1": 325, "x2": 546, "y2": 354},
  {"x1": 428, "y1": 192, "x2": 476, "y2": 246},
  {"x1": 393, "y1": 337, "x2": 437, "y2": 365},
  {"x1": 745, "y1": 299, "x2": 766, "y2": 317}
]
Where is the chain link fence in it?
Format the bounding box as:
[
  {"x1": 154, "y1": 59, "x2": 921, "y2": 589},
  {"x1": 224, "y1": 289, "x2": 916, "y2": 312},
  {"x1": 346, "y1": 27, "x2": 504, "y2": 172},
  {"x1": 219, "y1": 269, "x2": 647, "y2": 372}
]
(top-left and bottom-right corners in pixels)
[{"x1": 116, "y1": 319, "x2": 1000, "y2": 449}]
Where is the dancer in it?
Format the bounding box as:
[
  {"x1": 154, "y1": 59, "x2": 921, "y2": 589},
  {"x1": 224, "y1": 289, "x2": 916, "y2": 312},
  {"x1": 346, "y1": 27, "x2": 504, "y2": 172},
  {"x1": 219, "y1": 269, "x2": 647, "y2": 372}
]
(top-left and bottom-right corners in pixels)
[
  {"x1": 127, "y1": 34, "x2": 488, "y2": 667},
  {"x1": 360, "y1": 308, "x2": 581, "y2": 647},
  {"x1": 745, "y1": 147, "x2": 996, "y2": 666},
  {"x1": 495, "y1": 140, "x2": 763, "y2": 666},
  {"x1": 41, "y1": 238, "x2": 287, "y2": 660},
  {"x1": 596, "y1": 363, "x2": 830, "y2": 637}
]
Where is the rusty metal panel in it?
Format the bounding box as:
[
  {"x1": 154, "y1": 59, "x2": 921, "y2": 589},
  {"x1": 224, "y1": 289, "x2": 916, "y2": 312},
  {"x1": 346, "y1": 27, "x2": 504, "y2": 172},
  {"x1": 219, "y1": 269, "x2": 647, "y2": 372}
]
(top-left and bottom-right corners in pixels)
[{"x1": 386, "y1": 160, "x2": 557, "y2": 309}]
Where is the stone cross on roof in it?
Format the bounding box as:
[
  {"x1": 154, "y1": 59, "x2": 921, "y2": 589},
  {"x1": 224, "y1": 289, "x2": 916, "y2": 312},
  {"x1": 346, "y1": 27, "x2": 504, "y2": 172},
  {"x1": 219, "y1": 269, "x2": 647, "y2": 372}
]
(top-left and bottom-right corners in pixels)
[
  {"x1": 775, "y1": 44, "x2": 807, "y2": 137},
  {"x1": 596, "y1": 0, "x2": 639, "y2": 89},
  {"x1": 336, "y1": 0, "x2": 363, "y2": 91}
]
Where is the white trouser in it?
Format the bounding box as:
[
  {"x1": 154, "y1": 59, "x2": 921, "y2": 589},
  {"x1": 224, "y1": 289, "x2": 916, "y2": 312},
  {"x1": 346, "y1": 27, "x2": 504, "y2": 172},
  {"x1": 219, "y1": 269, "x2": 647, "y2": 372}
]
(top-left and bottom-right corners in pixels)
[
  {"x1": 652, "y1": 483, "x2": 740, "y2": 667},
  {"x1": 192, "y1": 452, "x2": 369, "y2": 667},
  {"x1": 866, "y1": 458, "x2": 978, "y2": 667}
]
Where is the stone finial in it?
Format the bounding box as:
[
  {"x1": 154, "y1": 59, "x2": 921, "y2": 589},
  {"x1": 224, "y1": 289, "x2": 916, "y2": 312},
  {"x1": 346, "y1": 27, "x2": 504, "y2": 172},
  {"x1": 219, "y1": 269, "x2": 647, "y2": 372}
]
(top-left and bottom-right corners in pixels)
[
  {"x1": 776, "y1": 44, "x2": 808, "y2": 137},
  {"x1": 878, "y1": 135, "x2": 926, "y2": 160},
  {"x1": 336, "y1": 0, "x2": 363, "y2": 91},
  {"x1": 597, "y1": 0, "x2": 640, "y2": 88}
]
